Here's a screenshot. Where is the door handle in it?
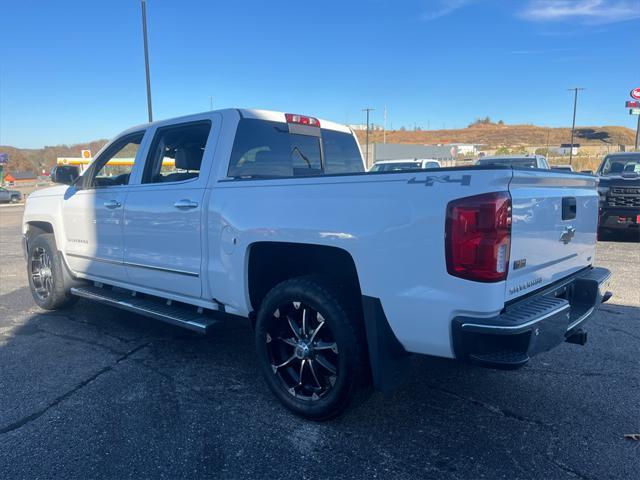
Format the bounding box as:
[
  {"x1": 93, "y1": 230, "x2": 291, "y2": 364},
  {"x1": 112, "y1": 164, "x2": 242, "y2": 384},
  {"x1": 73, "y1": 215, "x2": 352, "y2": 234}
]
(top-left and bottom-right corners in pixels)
[
  {"x1": 104, "y1": 200, "x2": 122, "y2": 209},
  {"x1": 173, "y1": 199, "x2": 199, "y2": 210}
]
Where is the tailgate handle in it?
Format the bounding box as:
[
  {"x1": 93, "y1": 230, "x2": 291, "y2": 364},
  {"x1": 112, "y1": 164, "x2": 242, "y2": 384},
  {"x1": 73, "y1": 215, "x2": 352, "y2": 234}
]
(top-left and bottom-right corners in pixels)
[{"x1": 562, "y1": 197, "x2": 576, "y2": 220}]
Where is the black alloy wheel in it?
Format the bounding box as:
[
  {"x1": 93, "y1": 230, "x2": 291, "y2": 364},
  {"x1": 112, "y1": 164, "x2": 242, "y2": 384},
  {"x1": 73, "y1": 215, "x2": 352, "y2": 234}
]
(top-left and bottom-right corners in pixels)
[
  {"x1": 265, "y1": 300, "x2": 339, "y2": 401},
  {"x1": 255, "y1": 276, "x2": 370, "y2": 420}
]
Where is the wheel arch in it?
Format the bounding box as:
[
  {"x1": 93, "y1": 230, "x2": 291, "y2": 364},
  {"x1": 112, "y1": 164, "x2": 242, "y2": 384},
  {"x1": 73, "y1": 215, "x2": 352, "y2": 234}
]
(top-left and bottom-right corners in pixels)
[
  {"x1": 26, "y1": 220, "x2": 55, "y2": 239},
  {"x1": 24, "y1": 220, "x2": 57, "y2": 251},
  {"x1": 246, "y1": 241, "x2": 362, "y2": 313},
  {"x1": 25, "y1": 221, "x2": 83, "y2": 290},
  {"x1": 247, "y1": 242, "x2": 410, "y2": 395},
  {"x1": 24, "y1": 220, "x2": 57, "y2": 249}
]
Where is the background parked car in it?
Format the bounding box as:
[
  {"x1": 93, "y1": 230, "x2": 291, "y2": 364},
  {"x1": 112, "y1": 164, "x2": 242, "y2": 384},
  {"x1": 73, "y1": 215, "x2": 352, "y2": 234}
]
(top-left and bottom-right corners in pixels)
[
  {"x1": 369, "y1": 158, "x2": 441, "y2": 172},
  {"x1": 0, "y1": 187, "x2": 22, "y2": 203},
  {"x1": 595, "y1": 152, "x2": 640, "y2": 238},
  {"x1": 476, "y1": 155, "x2": 550, "y2": 169},
  {"x1": 551, "y1": 165, "x2": 574, "y2": 172}
]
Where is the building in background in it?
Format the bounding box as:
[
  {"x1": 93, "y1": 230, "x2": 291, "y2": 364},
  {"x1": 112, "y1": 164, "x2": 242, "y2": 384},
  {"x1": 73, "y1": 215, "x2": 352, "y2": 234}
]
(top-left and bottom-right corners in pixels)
[
  {"x1": 3, "y1": 171, "x2": 38, "y2": 186},
  {"x1": 556, "y1": 144, "x2": 580, "y2": 156},
  {"x1": 449, "y1": 143, "x2": 482, "y2": 156},
  {"x1": 349, "y1": 124, "x2": 383, "y2": 131},
  {"x1": 367, "y1": 143, "x2": 457, "y2": 168}
]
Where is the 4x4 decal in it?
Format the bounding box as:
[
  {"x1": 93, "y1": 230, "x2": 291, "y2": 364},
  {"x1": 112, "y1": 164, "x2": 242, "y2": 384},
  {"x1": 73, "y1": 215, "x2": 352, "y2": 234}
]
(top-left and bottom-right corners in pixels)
[{"x1": 407, "y1": 174, "x2": 471, "y2": 187}]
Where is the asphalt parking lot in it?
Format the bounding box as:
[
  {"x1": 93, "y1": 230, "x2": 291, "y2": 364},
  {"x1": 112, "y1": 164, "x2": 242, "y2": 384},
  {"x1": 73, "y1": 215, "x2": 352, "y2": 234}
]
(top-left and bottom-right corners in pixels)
[{"x1": 1, "y1": 204, "x2": 638, "y2": 480}]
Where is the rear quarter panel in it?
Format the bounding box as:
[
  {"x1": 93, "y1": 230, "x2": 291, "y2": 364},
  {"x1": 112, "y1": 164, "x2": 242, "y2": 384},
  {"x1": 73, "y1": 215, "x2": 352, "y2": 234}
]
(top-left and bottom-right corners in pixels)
[{"x1": 207, "y1": 169, "x2": 513, "y2": 358}]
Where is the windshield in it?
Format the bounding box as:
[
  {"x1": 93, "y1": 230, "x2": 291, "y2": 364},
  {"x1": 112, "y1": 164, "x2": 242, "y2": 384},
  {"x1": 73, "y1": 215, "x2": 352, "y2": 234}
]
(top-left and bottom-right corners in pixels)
[
  {"x1": 476, "y1": 158, "x2": 537, "y2": 168},
  {"x1": 371, "y1": 162, "x2": 422, "y2": 172},
  {"x1": 599, "y1": 154, "x2": 640, "y2": 176}
]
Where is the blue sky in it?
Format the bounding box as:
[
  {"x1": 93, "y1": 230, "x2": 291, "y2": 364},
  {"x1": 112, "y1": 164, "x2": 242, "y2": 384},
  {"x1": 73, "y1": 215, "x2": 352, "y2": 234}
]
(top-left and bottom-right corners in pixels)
[{"x1": 1, "y1": 0, "x2": 639, "y2": 148}]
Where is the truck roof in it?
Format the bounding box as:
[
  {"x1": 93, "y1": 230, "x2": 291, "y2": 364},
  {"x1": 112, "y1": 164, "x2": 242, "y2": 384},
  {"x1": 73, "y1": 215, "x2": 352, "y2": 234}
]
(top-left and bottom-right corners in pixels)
[
  {"x1": 479, "y1": 155, "x2": 541, "y2": 160},
  {"x1": 121, "y1": 108, "x2": 353, "y2": 135},
  {"x1": 239, "y1": 109, "x2": 352, "y2": 134},
  {"x1": 374, "y1": 158, "x2": 438, "y2": 164},
  {"x1": 603, "y1": 152, "x2": 640, "y2": 158}
]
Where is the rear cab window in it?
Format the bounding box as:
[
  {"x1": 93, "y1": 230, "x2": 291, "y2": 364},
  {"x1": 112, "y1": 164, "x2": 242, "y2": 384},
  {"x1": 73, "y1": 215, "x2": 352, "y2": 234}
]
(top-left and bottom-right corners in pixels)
[{"x1": 228, "y1": 119, "x2": 363, "y2": 178}]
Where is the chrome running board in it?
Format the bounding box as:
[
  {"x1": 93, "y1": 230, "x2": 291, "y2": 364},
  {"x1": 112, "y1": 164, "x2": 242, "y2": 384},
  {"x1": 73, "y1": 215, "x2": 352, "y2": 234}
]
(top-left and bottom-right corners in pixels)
[{"x1": 70, "y1": 285, "x2": 218, "y2": 333}]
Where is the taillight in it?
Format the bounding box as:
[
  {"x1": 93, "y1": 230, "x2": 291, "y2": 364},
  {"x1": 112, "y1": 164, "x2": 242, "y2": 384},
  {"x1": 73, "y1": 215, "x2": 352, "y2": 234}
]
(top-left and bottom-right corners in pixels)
[
  {"x1": 445, "y1": 191, "x2": 512, "y2": 282},
  {"x1": 285, "y1": 113, "x2": 321, "y2": 128}
]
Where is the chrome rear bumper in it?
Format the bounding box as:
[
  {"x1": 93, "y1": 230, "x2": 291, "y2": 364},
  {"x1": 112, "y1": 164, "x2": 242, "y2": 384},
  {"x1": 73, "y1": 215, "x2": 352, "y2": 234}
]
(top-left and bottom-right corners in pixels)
[{"x1": 452, "y1": 267, "x2": 612, "y2": 369}]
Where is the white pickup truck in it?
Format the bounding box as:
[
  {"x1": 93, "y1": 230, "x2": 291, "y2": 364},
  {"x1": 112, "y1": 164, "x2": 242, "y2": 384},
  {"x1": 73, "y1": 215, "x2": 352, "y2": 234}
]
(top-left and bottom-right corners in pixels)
[{"x1": 22, "y1": 109, "x2": 612, "y2": 419}]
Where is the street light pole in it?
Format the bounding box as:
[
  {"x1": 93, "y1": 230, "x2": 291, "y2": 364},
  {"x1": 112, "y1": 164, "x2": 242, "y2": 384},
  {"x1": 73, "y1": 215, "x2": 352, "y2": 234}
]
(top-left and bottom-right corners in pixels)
[
  {"x1": 363, "y1": 108, "x2": 374, "y2": 167},
  {"x1": 635, "y1": 113, "x2": 640, "y2": 151},
  {"x1": 567, "y1": 87, "x2": 585, "y2": 165},
  {"x1": 141, "y1": 0, "x2": 153, "y2": 123}
]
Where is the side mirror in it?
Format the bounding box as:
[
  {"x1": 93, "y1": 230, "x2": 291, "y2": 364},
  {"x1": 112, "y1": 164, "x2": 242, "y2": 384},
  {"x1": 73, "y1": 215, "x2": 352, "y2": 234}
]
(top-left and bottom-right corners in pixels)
[{"x1": 50, "y1": 165, "x2": 80, "y2": 185}]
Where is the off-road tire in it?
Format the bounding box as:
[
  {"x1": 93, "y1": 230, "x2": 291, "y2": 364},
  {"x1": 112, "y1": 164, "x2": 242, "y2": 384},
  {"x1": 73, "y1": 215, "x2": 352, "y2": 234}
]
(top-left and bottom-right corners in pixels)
[
  {"x1": 27, "y1": 234, "x2": 77, "y2": 310},
  {"x1": 255, "y1": 275, "x2": 371, "y2": 420}
]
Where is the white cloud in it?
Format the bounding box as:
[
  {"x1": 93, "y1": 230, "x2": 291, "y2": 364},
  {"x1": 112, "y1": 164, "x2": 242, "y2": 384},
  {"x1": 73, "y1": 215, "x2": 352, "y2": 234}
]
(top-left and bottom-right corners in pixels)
[
  {"x1": 521, "y1": 0, "x2": 640, "y2": 25},
  {"x1": 421, "y1": 0, "x2": 475, "y2": 21}
]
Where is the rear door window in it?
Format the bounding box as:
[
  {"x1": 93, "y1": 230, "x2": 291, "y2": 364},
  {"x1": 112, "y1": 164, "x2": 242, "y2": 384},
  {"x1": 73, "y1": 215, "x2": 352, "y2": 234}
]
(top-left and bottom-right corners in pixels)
[{"x1": 228, "y1": 119, "x2": 363, "y2": 178}]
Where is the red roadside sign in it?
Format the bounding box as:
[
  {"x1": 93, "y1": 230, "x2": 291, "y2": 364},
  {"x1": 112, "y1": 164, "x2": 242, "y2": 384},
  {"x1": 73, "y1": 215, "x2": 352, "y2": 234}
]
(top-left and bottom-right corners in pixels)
[
  {"x1": 631, "y1": 88, "x2": 640, "y2": 100},
  {"x1": 627, "y1": 101, "x2": 640, "y2": 108}
]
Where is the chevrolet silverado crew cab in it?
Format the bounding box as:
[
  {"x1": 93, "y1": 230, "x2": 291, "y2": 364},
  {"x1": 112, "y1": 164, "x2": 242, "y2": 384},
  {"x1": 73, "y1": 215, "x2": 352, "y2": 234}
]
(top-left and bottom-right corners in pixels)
[
  {"x1": 596, "y1": 152, "x2": 640, "y2": 237},
  {"x1": 22, "y1": 109, "x2": 611, "y2": 419}
]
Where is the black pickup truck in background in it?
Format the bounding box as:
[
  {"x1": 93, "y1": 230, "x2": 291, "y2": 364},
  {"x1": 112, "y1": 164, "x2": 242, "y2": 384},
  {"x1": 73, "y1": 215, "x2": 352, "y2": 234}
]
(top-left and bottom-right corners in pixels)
[{"x1": 597, "y1": 152, "x2": 640, "y2": 238}]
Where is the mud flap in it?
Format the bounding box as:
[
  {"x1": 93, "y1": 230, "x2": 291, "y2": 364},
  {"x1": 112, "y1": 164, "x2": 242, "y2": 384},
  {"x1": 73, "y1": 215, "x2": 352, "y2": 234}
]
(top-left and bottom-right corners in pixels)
[{"x1": 361, "y1": 296, "x2": 411, "y2": 393}]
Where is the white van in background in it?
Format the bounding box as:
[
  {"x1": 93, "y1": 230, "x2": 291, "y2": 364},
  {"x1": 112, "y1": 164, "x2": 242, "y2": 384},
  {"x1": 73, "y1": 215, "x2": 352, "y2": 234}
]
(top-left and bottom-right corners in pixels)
[{"x1": 369, "y1": 158, "x2": 441, "y2": 172}]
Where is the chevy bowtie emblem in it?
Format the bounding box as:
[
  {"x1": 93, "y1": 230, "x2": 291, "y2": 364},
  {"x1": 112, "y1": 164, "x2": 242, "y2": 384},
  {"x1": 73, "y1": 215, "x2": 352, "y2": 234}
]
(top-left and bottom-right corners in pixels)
[{"x1": 560, "y1": 226, "x2": 576, "y2": 244}]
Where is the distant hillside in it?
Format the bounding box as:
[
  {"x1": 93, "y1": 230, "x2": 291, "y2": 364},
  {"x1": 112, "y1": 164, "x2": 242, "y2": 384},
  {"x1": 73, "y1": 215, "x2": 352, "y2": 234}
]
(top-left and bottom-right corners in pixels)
[
  {"x1": 1, "y1": 123, "x2": 636, "y2": 174},
  {"x1": 355, "y1": 124, "x2": 636, "y2": 149},
  {"x1": 0, "y1": 140, "x2": 108, "y2": 173}
]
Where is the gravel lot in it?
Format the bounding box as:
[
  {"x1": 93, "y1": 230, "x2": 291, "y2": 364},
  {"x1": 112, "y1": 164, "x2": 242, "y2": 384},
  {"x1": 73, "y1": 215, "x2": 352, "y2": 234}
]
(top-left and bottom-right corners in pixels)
[{"x1": 1, "y1": 204, "x2": 638, "y2": 479}]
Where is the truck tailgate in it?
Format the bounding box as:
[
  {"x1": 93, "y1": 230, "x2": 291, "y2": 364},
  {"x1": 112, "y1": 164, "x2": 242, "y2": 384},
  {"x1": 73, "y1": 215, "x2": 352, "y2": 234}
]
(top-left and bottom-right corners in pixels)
[{"x1": 506, "y1": 171, "x2": 598, "y2": 302}]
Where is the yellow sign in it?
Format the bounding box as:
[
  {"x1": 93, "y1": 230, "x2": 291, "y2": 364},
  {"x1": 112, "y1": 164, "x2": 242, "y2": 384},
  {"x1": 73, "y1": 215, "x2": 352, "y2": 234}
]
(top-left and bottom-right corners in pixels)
[{"x1": 81, "y1": 150, "x2": 92, "y2": 159}]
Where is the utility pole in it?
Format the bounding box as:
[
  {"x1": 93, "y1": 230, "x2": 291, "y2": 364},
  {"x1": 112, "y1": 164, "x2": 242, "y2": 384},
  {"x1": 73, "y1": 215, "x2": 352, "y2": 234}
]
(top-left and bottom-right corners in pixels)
[
  {"x1": 363, "y1": 108, "x2": 374, "y2": 167},
  {"x1": 209, "y1": 96, "x2": 214, "y2": 111},
  {"x1": 141, "y1": 0, "x2": 153, "y2": 122},
  {"x1": 635, "y1": 113, "x2": 639, "y2": 151},
  {"x1": 567, "y1": 87, "x2": 585, "y2": 165},
  {"x1": 546, "y1": 128, "x2": 551, "y2": 159},
  {"x1": 383, "y1": 105, "x2": 387, "y2": 144}
]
